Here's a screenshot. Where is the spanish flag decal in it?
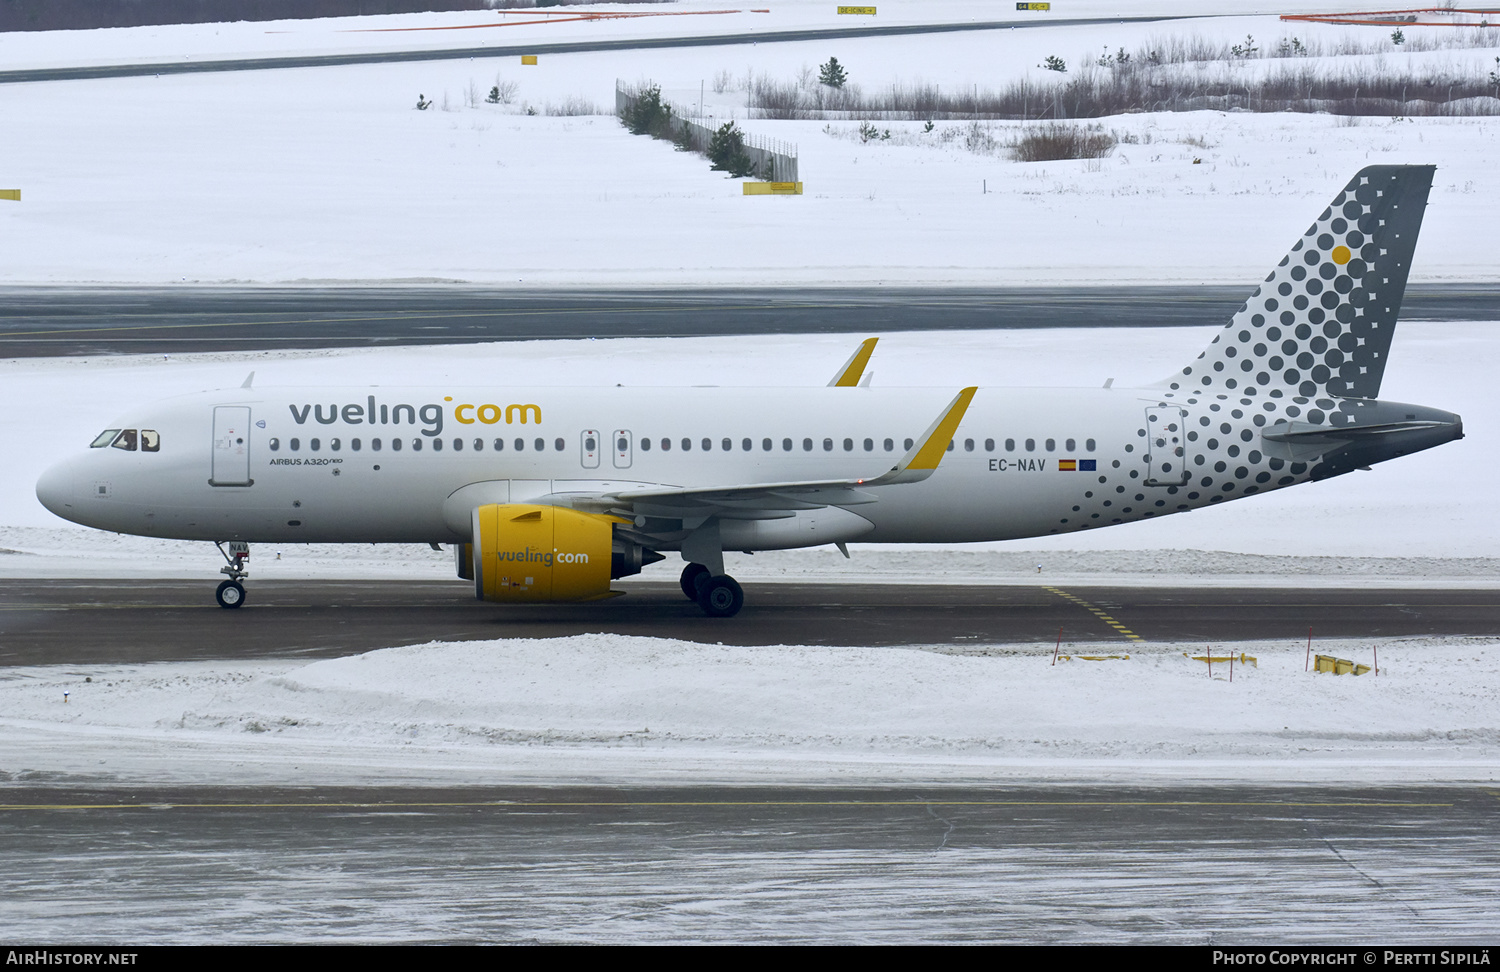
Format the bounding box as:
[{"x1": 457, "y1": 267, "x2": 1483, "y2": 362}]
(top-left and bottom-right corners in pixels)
[{"x1": 1059, "y1": 460, "x2": 1077, "y2": 471}]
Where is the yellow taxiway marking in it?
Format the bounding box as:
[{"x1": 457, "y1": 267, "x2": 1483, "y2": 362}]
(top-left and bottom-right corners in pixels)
[{"x1": 1043, "y1": 586, "x2": 1145, "y2": 643}]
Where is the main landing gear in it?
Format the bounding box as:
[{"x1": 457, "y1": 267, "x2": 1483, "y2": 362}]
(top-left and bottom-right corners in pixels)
[
  {"x1": 214, "y1": 541, "x2": 250, "y2": 609},
  {"x1": 679, "y1": 562, "x2": 744, "y2": 618}
]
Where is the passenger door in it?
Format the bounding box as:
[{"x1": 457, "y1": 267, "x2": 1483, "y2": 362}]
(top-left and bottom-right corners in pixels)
[{"x1": 210, "y1": 406, "x2": 253, "y2": 487}]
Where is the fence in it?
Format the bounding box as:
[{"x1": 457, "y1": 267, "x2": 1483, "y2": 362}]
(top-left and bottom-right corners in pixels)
[{"x1": 616, "y1": 81, "x2": 799, "y2": 183}]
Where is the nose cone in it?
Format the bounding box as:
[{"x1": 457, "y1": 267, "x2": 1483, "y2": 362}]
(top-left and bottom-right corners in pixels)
[{"x1": 36, "y1": 457, "x2": 80, "y2": 523}]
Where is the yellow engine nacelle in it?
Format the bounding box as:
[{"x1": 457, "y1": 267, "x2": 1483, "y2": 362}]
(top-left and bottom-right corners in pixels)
[{"x1": 470, "y1": 504, "x2": 631, "y2": 603}]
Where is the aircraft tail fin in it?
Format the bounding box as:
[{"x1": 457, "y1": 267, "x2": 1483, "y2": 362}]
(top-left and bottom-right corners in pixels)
[{"x1": 1166, "y1": 165, "x2": 1434, "y2": 401}]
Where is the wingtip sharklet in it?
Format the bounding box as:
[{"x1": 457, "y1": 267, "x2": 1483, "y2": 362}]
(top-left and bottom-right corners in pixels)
[
  {"x1": 828, "y1": 337, "x2": 879, "y2": 387},
  {"x1": 865, "y1": 386, "x2": 978, "y2": 486}
]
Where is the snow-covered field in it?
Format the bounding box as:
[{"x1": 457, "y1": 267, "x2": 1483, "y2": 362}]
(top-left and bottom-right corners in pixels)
[
  {"x1": 2, "y1": 3, "x2": 1499, "y2": 284},
  {"x1": 4, "y1": 633, "x2": 1496, "y2": 786}
]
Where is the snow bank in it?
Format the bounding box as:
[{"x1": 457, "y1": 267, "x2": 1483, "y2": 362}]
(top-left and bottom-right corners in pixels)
[{"x1": 3, "y1": 634, "x2": 1495, "y2": 786}]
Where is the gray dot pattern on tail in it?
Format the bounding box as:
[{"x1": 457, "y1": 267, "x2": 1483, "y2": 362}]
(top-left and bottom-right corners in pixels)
[{"x1": 1047, "y1": 165, "x2": 1435, "y2": 535}]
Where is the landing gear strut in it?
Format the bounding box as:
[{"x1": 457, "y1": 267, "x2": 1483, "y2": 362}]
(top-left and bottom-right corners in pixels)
[
  {"x1": 679, "y1": 562, "x2": 743, "y2": 617},
  {"x1": 214, "y1": 540, "x2": 250, "y2": 609}
]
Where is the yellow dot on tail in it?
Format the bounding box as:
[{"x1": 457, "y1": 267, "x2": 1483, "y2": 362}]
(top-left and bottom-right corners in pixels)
[{"x1": 1331, "y1": 245, "x2": 1352, "y2": 265}]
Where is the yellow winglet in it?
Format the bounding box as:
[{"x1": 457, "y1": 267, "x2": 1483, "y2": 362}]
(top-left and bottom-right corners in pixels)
[
  {"x1": 865, "y1": 386, "x2": 978, "y2": 485},
  {"x1": 828, "y1": 337, "x2": 879, "y2": 387}
]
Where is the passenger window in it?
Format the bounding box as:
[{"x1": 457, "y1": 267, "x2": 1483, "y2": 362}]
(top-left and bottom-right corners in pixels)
[
  {"x1": 640, "y1": 438, "x2": 651, "y2": 452},
  {"x1": 453, "y1": 438, "x2": 463, "y2": 452},
  {"x1": 331, "y1": 438, "x2": 341, "y2": 452},
  {"x1": 372, "y1": 438, "x2": 382, "y2": 451},
  {"x1": 802, "y1": 438, "x2": 812, "y2": 452},
  {"x1": 514, "y1": 438, "x2": 524, "y2": 451},
  {"x1": 1025, "y1": 439, "x2": 1035, "y2": 452},
  {"x1": 782, "y1": 438, "x2": 793, "y2": 452},
  {"x1": 661, "y1": 438, "x2": 671, "y2": 452},
  {"x1": 352, "y1": 439, "x2": 362, "y2": 451},
  {"x1": 984, "y1": 438, "x2": 995, "y2": 452},
  {"x1": 269, "y1": 437, "x2": 281, "y2": 452},
  {"x1": 843, "y1": 438, "x2": 854, "y2": 452},
  {"x1": 823, "y1": 438, "x2": 833, "y2": 452},
  {"x1": 311, "y1": 438, "x2": 320, "y2": 451},
  {"x1": 392, "y1": 438, "x2": 402, "y2": 452},
  {"x1": 904, "y1": 438, "x2": 913, "y2": 450},
  {"x1": 412, "y1": 439, "x2": 423, "y2": 452},
  {"x1": 534, "y1": 438, "x2": 545, "y2": 452},
  {"x1": 1005, "y1": 438, "x2": 1015, "y2": 452},
  {"x1": 112, "y1": 429, "x2": 138, "y2": 451},
  {"x1": 682, "y1": 438, "x2": 692, "y2": 452},
  {"x1": 1045, "y1": 439, "x2": 1056, "y2": 452},
  {"x1": 141, "y1": 430, "x2": 160, "y2": 452},
  {"x1": 863, "y1": 438, "x2": 873, "y2": 452},
  {"x1": 883, "y1": 438, "x2": 893, "y2": 452},
  {"x1": 1086, "y1": 439, "x2": 1096, "y2": 452},
  {"x1": 762, "y1": 438, "x2": 772, "y2": 452},
  {"x1": 703, "y1": 438, "x2": 712, "y2": 451},
  {"x1": 290, "y1": 438, "x2": 301, "y2": 452},
  {"x1": 432, "y1": 439, "x2": 442, "y2": 452},
  {"x1": 91, "y1": 430, "x2": 121, "y2": 448},
  {"x1": 964, "y1": 438, "x2": 974, "y2": 452},
  {"x1": 947, "y1": 440, "x2": 954, "y2": 451},
  {"x1": 554, "y1": 438, "x2": 564, "y2": 451},
  {"x1": 473, "y1": 438, "x2": 482, "y2": 451},
  {"x1": 741, "y1": 438, "x2": 752, "y2": 451},
  {"x1": 1065, "y1": 438, "x2": 1076, "y2": 451},
  {"x1": 722, "y1": 438, "x2": 732, "y2": 451}
]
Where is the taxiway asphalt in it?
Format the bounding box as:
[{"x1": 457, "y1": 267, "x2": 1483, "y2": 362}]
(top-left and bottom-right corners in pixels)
[
  {"x1": 1, "y1": 782, "x2": 1494, "y2": 942},
  {"x1": 2, "y1": 578, "x2": 1496, "y2": 666},
  {"x1": 1, "y1": 285, "x2": 1497, "y2": 357}
]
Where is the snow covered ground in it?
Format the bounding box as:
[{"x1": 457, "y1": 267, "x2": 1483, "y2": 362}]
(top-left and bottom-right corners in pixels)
[
  {"x1": 2, "y1": 4, "x2": 1498, "y2": 284},
  {"x1": 4, "y1": 633, "x2": 1496, "y2": 786}
]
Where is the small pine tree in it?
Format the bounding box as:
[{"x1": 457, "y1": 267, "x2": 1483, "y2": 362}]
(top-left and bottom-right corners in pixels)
[
  {"x1": 818, "y1": 57, "x2": 847, "y2": 88},
  {"x1": 1041, "y1": 55, "x2": 1066, "y2": 73},
  {"x1": 708, "y1": 121, "x2": 755, "y2": 177},
  {"x1": 1391, "y1": 28, "x2": 1405, "y2": 45},
  {"x1": 486, "y1": 86, "x2": 501, "y2": 104}
]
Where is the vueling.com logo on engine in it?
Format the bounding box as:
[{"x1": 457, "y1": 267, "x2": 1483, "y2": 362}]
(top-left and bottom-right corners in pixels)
[{"x1": 496, "y1": 547, "x2": 589, "y2": 568}]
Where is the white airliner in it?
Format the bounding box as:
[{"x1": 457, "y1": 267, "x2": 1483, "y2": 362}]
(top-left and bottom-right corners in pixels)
[{"x1": 36, "y1": 165, "x2": 1462, "y2": 616}]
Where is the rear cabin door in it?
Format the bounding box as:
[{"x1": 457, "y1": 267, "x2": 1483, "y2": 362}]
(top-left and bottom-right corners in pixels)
[
  {"x1": 210, "y1": 406, "x2": 253, "y2": 486},
  {"x1": 1143, "y1": 405, "x2": 1189, "y2": 487}
]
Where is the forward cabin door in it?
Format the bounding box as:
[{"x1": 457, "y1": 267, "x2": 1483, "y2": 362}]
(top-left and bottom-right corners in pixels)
[
  {"x1": 1143, "y1": 405, "x2": 1189, "y2": 487},
  {"x1": 210, "y1": 406, "x2": 254, "y2": 487}
]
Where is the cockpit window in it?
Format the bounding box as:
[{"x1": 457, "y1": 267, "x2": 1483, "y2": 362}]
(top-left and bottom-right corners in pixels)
[
  {"x1": 111, "y1": 429, "x2": 138, "y2": 452},
  {"x1": 90, "y1": 430, "x2": 121, "y2": 448},
  {"x1": 141, "y1": 430, "x2": 160, "y2": 453}
]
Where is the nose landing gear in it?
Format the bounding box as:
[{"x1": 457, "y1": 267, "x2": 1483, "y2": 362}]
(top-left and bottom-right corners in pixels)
[{"x1": 214, "y1": 540, "x2": 250, "y2": 609}]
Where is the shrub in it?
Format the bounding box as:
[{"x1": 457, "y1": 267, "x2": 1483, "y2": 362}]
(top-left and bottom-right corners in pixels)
[
  {"x1": 1042, "y1": 55, "x2": 1066, "y2": 73},
  {"x1": 1011, "y1": 124, "x2": 1117, "y2": 162}
]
